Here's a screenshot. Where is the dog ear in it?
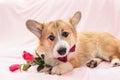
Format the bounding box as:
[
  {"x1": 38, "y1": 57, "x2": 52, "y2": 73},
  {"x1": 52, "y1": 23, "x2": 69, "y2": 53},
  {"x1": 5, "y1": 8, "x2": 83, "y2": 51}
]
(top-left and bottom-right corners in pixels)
[
  {"x1": 70, "y1": 11, "x2": 81, "y2": 27},
  {"x1": 26, "y1": 20, "x2": 43, "y2": 38}
]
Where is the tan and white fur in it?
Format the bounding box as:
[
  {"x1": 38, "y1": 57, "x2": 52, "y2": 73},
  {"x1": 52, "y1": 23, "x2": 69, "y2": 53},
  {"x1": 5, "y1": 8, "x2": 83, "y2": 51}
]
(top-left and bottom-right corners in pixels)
[{"x1": 26, "y1": 11, "x2": 120, "y2": 75}]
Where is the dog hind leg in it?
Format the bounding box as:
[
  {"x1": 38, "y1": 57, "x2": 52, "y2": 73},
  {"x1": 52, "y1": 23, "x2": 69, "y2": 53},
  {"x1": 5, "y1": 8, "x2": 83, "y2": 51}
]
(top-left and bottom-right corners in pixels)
[
  {"x1": 86, "y1": 58, "x2": 102, "y2": 68},
  {"x1": 110, "y1": 56, "x2": 120, "y2": 67}
]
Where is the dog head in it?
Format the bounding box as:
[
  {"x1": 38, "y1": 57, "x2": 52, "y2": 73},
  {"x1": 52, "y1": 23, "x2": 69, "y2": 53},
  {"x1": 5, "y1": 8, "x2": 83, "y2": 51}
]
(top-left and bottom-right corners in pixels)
[{"x1": 26, "y1": 11, "x2": 81, "y2": 59}]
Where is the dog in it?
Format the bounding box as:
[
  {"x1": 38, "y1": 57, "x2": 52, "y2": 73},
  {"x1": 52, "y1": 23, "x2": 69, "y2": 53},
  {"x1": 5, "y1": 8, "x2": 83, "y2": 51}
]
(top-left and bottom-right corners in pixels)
[{"x1": 26, "y1": 11, "x2": 120, "y2": 75}]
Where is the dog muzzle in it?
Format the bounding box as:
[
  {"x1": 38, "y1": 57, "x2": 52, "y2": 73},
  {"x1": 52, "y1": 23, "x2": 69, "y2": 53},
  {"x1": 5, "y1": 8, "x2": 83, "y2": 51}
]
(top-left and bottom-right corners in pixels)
[{"x1": 57, "y1": 44, "x2": 76, "y2": 62}]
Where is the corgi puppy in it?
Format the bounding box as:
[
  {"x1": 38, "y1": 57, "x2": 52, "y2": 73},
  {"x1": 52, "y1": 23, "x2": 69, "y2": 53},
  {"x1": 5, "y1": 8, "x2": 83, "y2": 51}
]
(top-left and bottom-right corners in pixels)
[{"x1": 26, "y1": 11, "x2": 120, "y2": 75}]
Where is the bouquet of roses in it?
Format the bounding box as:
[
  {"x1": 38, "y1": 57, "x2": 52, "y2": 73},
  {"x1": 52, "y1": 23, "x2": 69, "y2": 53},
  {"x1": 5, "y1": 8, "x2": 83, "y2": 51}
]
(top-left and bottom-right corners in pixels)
[{"x1": 9, "y1": 51, "x2": 52, "y2": 73}]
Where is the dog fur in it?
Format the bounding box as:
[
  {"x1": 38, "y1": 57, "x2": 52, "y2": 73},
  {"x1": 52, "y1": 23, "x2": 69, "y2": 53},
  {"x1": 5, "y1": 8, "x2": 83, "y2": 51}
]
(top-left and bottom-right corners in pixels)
[{"x1": 26, "y1": 11, "x2": 120, "y2": 75}]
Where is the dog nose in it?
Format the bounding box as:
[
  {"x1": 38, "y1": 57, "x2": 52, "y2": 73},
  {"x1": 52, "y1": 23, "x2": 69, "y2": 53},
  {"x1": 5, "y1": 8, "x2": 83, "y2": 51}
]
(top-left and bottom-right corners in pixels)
[{"x1": 57, "y1": 48, "x2": 66, "y2": 55}]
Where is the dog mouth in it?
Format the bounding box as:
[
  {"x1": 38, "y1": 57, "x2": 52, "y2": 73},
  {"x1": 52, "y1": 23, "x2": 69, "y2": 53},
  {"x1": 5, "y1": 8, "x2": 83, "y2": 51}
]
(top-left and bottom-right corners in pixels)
[
  {"x1": 57, "y1": 56, "x2": 67, "y2": 62},
  {"x1": 57, "y1": 45, "x2": 76, "y2": 62}
]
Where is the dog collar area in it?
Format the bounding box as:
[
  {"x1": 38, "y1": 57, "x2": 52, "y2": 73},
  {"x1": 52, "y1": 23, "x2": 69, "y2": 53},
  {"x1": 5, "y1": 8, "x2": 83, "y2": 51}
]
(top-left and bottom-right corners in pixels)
[
  {"x1": 69, "y1": 44, "x2": 76, "y2": 52},
  {"x1": 57, "y1": 44, "x2": 76, "y2": 62}
]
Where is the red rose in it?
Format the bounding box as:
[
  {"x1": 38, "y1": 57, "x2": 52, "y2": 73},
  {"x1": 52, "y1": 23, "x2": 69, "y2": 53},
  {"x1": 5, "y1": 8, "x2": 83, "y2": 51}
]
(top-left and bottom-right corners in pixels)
[
  {"x1": 9, "y1": 64, "x2": 20, "y2": 72},
  {"x1": 23, "y1": 51, "x2": 34, "y2": 62}
]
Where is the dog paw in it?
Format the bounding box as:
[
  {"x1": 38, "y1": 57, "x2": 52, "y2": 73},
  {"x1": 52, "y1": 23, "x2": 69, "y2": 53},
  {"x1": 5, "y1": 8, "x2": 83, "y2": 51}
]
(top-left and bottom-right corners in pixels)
[
  {"x1": 86, "y1": 60, "x2": 98, "y2": 68},
  {"x1": 51, "y1": 66, "x2": 63, "y2": 75},
  {"x1": 111, "y1": 58, "x2": 120, "y2": 67},
  {"x1": 51, "y1": 62, "x2": 73, "y2": 75}
]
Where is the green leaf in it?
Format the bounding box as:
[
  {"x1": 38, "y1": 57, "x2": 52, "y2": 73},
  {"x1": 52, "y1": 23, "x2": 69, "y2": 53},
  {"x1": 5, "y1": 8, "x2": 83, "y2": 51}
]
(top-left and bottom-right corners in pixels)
[
  {"x1": 34, "y1": 57, "x2": 42, "y2": 65},
  {"x1": 45, "y1": 64, "x2": 52, "y2": 68},
  {"x1": 40, "y1": 61, "x2": 45, "y2": 64},
  {"x1": 41, "y1": 54, "x2": 45, "y2": 59},
  {"x1": 37, "y1": 65, "x2": 44, "y2": 72},
  {"x1": 35, "y1": 57, "x2": 42, "y2": 62},
  {"x1": 35, "y1": 51, "x2": 40, "y2": 57},
  {"x1": 22, "y1": 64, "x2": 31, "y2": 71},
  {"x1": 34, "y1": 56, "x2": 45, "y2": 65}
]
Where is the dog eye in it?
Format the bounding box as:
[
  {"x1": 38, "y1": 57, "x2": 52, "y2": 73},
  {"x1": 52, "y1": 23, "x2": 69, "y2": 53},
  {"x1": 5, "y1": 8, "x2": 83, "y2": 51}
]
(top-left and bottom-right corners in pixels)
[
  {"x1": 48, "y1": 35, "x2": 55, "y2": 41},
  {"x1": 62, "y1": 32, "x2": 69, "y2": 37}
]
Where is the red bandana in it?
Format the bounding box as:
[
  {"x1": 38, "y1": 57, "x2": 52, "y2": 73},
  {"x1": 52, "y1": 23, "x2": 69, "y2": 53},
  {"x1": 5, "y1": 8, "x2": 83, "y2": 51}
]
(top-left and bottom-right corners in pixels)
[{"x1": 57, "y1": 45, "x2": 76, "y2": 62}]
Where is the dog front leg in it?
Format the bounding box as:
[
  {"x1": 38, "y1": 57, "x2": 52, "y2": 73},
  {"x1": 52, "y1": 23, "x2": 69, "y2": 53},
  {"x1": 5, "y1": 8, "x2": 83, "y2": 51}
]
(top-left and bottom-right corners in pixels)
[{"x1": 51, "y1": 62, "x2": 73, "y2": 75}]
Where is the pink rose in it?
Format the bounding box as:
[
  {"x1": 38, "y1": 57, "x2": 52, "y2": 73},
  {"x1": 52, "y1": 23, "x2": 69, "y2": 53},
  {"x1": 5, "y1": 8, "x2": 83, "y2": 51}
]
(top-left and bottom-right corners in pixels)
[
  {"x1": 23, "y1": 51, "x2": 34, "y2": 62},
  {"x1": 9, "y1": 64, "x2": 20, "y2": 72}
]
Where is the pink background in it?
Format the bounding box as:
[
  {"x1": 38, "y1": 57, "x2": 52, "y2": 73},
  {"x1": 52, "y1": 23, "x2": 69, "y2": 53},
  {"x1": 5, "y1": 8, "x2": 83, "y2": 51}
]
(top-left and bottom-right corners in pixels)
[{"x1": 0, "y1": 0, "x2": 120, "y2": 80}]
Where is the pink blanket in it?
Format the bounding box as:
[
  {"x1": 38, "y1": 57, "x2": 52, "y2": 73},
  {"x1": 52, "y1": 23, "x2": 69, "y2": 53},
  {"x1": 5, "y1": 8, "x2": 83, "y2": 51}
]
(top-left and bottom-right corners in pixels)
[{"x1": 0, "y1": 0, "x2": 120, "y2": 80}]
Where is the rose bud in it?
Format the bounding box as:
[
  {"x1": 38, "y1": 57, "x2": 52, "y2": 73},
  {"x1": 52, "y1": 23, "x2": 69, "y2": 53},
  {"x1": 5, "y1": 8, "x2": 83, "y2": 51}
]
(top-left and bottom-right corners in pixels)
[
  {"x1": 9, "y1": 64, "x2": 20, "y2": 72},
  {"x1": 23, "y1": 51, "x2": 34, "y2": 62}
]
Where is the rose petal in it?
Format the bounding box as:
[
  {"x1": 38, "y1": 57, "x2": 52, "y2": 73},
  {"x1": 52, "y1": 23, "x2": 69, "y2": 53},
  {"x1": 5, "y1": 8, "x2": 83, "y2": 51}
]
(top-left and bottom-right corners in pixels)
[
  {"x1": 9, "y1": 64, "x2": 20, "y2": 72},
  {"x1": 23, "y1": 51, "x2": 34, "y2": 62}
]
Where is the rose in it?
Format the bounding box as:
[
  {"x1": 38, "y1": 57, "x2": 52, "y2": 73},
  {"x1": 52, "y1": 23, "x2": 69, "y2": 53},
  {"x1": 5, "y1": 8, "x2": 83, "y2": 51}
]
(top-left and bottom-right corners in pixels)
[
  {"x1": 9, "y1": 64, "x2": 20, "y2": 72},
  {"x1": 22, "y1": 51, "x2": 34, "y2": 62},
  {"x1": 9, "y1": 51, "x2": 34, "y2": 72},
  {"x1": 9, "y1": 51, "x2": 52, "y2": 73}
]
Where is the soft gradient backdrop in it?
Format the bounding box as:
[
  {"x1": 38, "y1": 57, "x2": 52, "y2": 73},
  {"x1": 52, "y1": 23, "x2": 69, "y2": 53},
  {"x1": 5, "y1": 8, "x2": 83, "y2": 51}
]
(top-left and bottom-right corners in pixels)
[{"x1": 0, "y1": 0, "x2": 120, "y2": 80}]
